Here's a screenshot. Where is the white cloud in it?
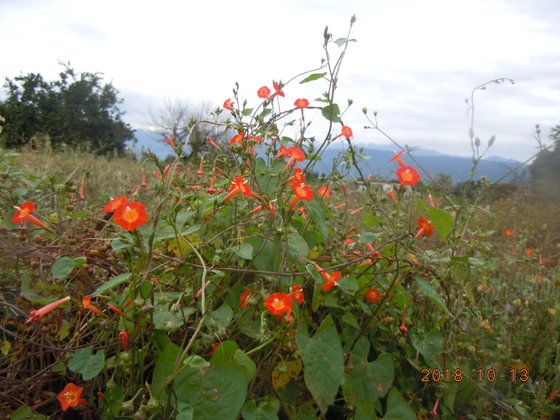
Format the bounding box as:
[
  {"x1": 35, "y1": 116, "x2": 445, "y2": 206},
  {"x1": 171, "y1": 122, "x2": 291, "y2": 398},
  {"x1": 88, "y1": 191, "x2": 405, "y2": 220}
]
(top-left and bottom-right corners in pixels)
[{"x1": 1, "y1": 0, "x2": 558, "y2": 161}]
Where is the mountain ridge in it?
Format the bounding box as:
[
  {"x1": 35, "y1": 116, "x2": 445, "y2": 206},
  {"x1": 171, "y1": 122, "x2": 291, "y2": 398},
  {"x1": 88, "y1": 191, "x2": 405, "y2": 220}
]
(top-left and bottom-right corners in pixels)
[{"x1": 129, "y1": 129, "x2": 522, "y2": 182}]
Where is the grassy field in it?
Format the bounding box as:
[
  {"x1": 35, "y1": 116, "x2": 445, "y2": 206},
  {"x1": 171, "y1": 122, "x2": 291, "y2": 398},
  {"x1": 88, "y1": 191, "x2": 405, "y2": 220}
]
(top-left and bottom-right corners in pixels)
[{"x1": 1, "y1": 141, "x2": 559, "y2": 419}]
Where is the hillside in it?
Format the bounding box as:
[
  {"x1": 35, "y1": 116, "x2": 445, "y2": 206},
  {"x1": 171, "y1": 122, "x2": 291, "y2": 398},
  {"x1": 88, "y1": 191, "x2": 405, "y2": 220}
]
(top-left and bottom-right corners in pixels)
[{"x1": 130, "y1": 129, "x2": 522, "y2": 182}]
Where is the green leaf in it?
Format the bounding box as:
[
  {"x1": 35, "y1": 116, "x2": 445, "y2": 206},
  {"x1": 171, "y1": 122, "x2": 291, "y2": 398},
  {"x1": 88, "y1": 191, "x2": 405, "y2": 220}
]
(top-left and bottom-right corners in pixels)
[
  {"x1": 287, "y1": 231, "x2": 309, "y2": 259},
  {"x1": 321, "y1": 104, "x2": 341, "y2": 123},
  {"x1": 299, "y1": 72, "x2": 327, "y2": 84},
  {"x1": 174, "y1": 364, "x2": 248, "y2": 420},
  {"x1": 250, "y1": 239, "x2": 281, "y2": 272},
  {"x1": 302, "y1": 316, "x2": 344, "y2": 413},
  {"x1": 21, "y1": 273, "x2": 55, "y2": 305},
  {"x1": 416, "y1": 278, "x2": 450, "y2": 316},
  {"x1": 361, "y1": 214, "x2": 380, "y2": 229},
  {"x1": 426, "y1": 207, "x2": 454, "y2": 240},
  {"x1": 383, "y1": 388, "x2": 416, "y2": 420},
  {"x1": 92, "y1": 272, "x2": 132, "y2": 297},
  {"x1": 151, "y1": 338, "x2": 181, "y2": 398},
  {"x1": 233, "y1": 243, "x2": 254, "y2": 260},
  {"x1": 11, "y1": 405, "x2": 47, "y2": 420},
  {"x1": 241, "y1": 398, "x2": 280, "y2": 420},
  {"x1": 207, "y1": 304, "x2": 233, "y2": 330},
  {"x1": 68, "y1": 347, "x2": 105, "y2": 380},
  {"x1": 51, "y1": 256, "x2": 77, "y2": 279},
  {"x1": 343, "y1": 352, "x2": 394, "y2": 414},
  {"x1": 411, "y1": 328, "x2": 443, "y2": 367},
  {"x1": 306, "y1": 199, "x2": 329, "y2": 242},
  {"x1": 176, "y1": 209, "x2": 194, "y2": 232},
  {"x1": 450, "y1": 256, "x2": 470, "y2": 283},
  {"x1": 210, "y1": 341, "x2": 256, "y2": 382}
]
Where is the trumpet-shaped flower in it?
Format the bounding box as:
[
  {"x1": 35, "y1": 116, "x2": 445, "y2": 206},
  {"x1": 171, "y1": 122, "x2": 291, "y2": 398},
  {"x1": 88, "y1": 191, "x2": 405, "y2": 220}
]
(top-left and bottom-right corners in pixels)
[
  {"x1": 289, "y1": 181, "x2": 314, "y2": 211},
  {"x1": 58, "y1": 383, "x2": 86, "y2": 412},
  {"x1": 341, "y1": 125, "x2": 353, "y2": 139},
  {"x1": 12, "y1": 201, "x2": 47, "y2": 229},
  {"x1": 223, "y1": 176, "x2": 259, "y2": 202},
  {"x1": 240, "y1": 288, "x2": 253, "y2": 308},
  {"x1": 223, "y1": 98, "x2": 234, "y2": 110},
  {"x1": 396, "y1": 165, "x2": 421, "y2": 187},
  {"x1": 294, "y1": 98, "x2": 309, "y2": 109},
  {"x1": 314, "y1": 263, "x2": 342, "y2": 291},
  {"x1": 82, "y1": 295, "x2": 104, "y2": 316},
  {"x1": 286, "y1": 167, "x2": 306, "y2": 184},
  {"x1": 264, "y1": 292, "x2": 292, "y2": 317},
  {"x1": 118, "y1": 330, "x2": 130, "y2": 350},
  {"x1": 229, "y1": 131, "x2": 246, "y2": 145},
  {"x1": 257, "y1": 86, "x2": 271, "y2": 99},
  {"x1": 317, "y1": 185, "x2": 332, "y2": 200},
  {"x1": 104, "y1": 196, "x2": 128, "y2": 214},
  {"x1": 28, "y1": 296, "x2": 71, "y2": 323},
  {"x1": 365, "y1": 288, "x2": 383, "y2": 303},
  {"x1": 415, "y1": 217, "x2": 435, "y2": 239},
  {"x1": 389, "y1": 151, "x2": 406, "y2": 167},
  {"x1": 290, "y1": 284, "x2": 305, "y2": 304},
  {"x1": 273, "y1": 81, "x2": 285, "y2": 97},
  {"x1": 114, "y1": 202, "x2": 148, "y2": 231}
]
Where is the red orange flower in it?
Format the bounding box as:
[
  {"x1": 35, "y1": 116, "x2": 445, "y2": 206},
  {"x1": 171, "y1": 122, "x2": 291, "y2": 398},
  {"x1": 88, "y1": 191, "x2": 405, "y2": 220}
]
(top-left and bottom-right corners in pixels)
[
  {"x1": 165, "y1": 136, "x2": 177, "y2": 148},
  {"x1": 223, "y1": 176, "x2": 259, "y2": 202},
  {"x1": 79, "y1": 181, "x2": 86, "y2": 201},
  {"x1": 223, "y1": 98, "x2": 234, "y2": 110},
  {"x1": 58, "y1": 383, "x2": 86, "y2": 412},
  {"x1": 504, "y1": 229, "x2": 513, "y2": 238},
  {"x1": 278, "y1": 146, "x2": 306, "y2": 169},
  {"x1": 118, "y1": 330, "x2": 130, "y2": 350},
  {"x1": 390, "y1": 151, "x2": 406, "y2": 167},
  {"x1": 82, "y1": 295, "x2": 103, "y2": 316},
  {"x1": 294, "y1": 98, "x2": 309, "y2": 109},
  {"x1": 114, "y1": 202, "x2": 148, "y2": 231},
  {"x1": 341, "y1": 125, "x2": 353, "y2": 139},
  {"x1": 264, "y1": 293, "x2": 292, "y2": 317},
  {"x1": 286, "y1": 167, "x2": 306, "y2": 184},
  {"x1": 229, "y1": 131, "x2": 246, "y2": 145},
  {"x1": 415, "y1": 217, "x2": 435, "y2": 238},
  {"x1": 387, "y1": 190, "x2": 398, "y2": 203},
  {"x1": 365, "y1": 288, "x2": 383, "y2": 303},
  {"x1": 197, "y1": 157, "x2": 205, "y2": 177},
  {"x1": 290, "y1": 284, "x2": 304, "y2": 304},
  {"x1": 343, "y1": 238, "x2": 355, "y2": 247},
  {"x1": 526, "y1": 248, "x2": 535, "y2": 257},
  {"x1": 289, "y1": 181, "x2": 314, "y2": 211},
  {"x1": 27, "y1": 296, "x2": 71, "y2": 323},
  {"x1": 257, "y1": 86, "x2": 271, "y2": 99},
  {"x1": 207, "y1": 136, "x2": 219, "y2": 149},
  {"x1": 240, "y1": 288, "x2": 253, "y2": 308},
  {"x1": 12, "y1": 201, "x2": 47, "y2": 229},
  {"x1": 350, "y1": 207, "x2": 363, "y2": 216},
  {"x1": 396, "y1": 165, "x2": 421, "y2": 187},
  {"x1": 314, "y1": 264, "x2": 342, "y2": 291},
  {"x1": 317, "y1": 185, "x2": 332, "y2": 200},
  {"x1": 104, "y1": 196, "x2": 128, "y2": 213},
  {"x1": 107, "y1": 303, "x2": 124, "y2": 317},
  {"x1": 273, "y1": 81, "x2": 285, "y2": 97}
]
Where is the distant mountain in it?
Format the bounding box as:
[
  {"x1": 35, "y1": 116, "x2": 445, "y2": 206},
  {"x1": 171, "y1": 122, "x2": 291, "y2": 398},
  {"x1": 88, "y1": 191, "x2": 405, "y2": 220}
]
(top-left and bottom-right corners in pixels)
[{"x1": 129, "y1": 129, "x2": 521, "y2": 183}]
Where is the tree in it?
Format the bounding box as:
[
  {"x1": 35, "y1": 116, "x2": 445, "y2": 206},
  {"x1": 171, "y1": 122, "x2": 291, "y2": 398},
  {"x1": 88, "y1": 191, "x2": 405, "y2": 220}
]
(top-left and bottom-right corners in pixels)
[
  {"x1": 530, "y1": 125, "x2": 560, "y2": 198},
  {"x1": 148, "y1": 98, "x2": 223, "y2": 160},
  {"x1": 0, "y1": 64, "x2": 133, "y2": 154}
]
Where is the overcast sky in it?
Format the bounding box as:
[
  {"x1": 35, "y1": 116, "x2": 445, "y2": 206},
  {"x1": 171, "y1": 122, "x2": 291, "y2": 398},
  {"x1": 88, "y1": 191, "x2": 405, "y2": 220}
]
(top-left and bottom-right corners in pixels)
[{"x1": 1, "y1": 0, "x2": 559, "y2": 160}]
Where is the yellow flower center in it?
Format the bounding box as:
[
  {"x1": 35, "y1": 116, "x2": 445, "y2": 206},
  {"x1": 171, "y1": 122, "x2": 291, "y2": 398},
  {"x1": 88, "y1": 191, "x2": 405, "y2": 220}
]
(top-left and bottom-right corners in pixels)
[
  {"x1": 122, "y1": 206, "x2": 139, "y2": 222},
  {"x1": 64, "y1": 391, "x2": 77, "y2": 403},
  {"x1": 271, "y1": 298, "x2": 285, "y2": 311}
]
